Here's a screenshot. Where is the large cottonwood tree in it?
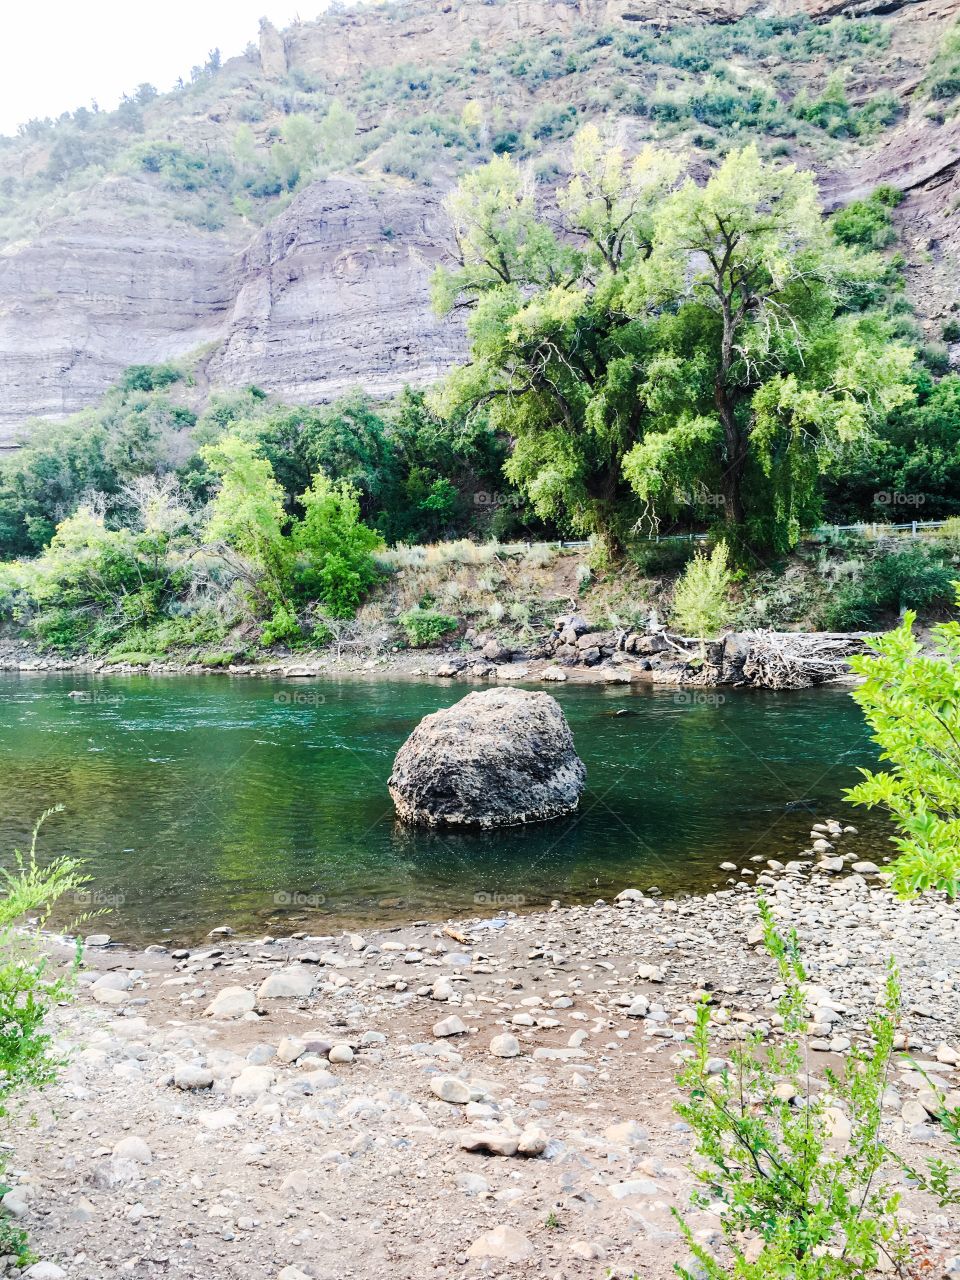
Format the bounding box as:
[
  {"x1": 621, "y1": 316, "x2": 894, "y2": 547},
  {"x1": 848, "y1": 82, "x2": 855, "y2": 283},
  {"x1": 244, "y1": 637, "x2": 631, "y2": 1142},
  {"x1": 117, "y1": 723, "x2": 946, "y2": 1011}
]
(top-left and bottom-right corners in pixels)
[{"x1": 434, "y1": 133, "x2": 915, "y2": 558}]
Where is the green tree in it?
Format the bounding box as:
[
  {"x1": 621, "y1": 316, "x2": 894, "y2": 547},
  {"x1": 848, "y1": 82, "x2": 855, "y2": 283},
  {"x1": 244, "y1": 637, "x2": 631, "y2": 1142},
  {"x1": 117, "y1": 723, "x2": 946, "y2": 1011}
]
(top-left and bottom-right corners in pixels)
[
  {"x1": 432, "y1": 126, "x2": 680, "y2": 556},
  {"x1": 200, "y1": 434, "x2": 291, "y2": 608},
  {"x1": 283, "y1": 113, "x2": 322, "y2": 176},
  {"x1": 316, "y1": 99, "x2": 358, "y2": 169},
  {"x1": 233, "y1": 123, "x2": 259, "y2": 173},
  {"x1": 292, "y1": 471, "x2": 382, "y2": 618},
  {"x1": 671, "y1": 539, "x2": 732, "y2": 658},
  {"x1": 623, "y1": 144, "x2": 914, "y2": 554},
  {"x1": 845, "y1": 589, "x2": 960, "y2": 896}
]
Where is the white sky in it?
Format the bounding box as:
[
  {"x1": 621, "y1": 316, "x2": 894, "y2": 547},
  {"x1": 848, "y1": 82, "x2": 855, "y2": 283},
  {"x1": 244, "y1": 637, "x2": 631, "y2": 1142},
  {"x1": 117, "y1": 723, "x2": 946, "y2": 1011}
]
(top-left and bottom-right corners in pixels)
[{"x1": 0, "y1": 1, "x2": 331, "y2": 137}]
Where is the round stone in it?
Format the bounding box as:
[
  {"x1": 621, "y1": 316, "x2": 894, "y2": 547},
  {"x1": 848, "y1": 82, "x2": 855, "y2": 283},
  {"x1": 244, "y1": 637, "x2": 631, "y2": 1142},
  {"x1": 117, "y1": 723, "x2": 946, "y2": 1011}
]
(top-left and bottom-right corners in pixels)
[{"x1": 489, "y1": 1033, "x2": 521, "y2": 1058}]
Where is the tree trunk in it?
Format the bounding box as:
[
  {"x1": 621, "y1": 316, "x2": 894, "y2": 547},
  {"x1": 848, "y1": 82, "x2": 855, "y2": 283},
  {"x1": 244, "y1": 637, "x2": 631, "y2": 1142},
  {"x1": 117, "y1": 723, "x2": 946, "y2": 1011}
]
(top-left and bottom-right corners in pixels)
[{"x1": 716, "y1": 300, "x2": 747, "y2": 530}]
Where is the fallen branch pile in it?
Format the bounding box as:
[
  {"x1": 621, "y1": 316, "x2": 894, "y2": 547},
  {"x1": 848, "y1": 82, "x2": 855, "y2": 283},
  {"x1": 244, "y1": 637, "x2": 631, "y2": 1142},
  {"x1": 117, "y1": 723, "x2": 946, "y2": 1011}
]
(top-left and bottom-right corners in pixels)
[{"x1": 739, "y1": 630, "x2": 872, "y2": 690}]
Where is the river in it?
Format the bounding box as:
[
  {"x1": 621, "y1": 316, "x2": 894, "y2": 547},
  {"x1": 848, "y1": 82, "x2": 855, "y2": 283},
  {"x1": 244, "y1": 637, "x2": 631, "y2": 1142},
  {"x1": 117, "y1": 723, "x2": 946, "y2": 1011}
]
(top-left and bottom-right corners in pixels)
[{"x1": 0, "y1": 673, "x2": 886, "y2": 944}]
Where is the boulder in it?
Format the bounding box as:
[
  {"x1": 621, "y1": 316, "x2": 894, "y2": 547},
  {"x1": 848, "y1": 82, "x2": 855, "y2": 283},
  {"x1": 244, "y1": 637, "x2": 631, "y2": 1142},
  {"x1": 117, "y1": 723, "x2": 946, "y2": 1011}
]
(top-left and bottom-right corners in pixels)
[
  {"x1": 388, "y1": 688, "x2": 586, "y2": 829},
  {"x1": 555, "y1": 613, "x2": 591, "y2": 645},
  {"x1": 482, "y1": 639, "x2": 513, "y2": 662},
  {"x1": 577, "y1": 630, "x2": 616, "y2": 651},
  {"x1": 625, "y1": 633, "x2": 669, "y2": 656}
]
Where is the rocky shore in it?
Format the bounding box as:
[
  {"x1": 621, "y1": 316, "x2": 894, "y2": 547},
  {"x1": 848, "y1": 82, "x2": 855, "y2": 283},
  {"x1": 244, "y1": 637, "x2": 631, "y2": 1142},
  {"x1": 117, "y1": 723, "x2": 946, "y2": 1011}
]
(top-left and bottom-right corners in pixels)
[
  {"x1": 4, "y1": 828, "x2": 960, "y2": 1280},
  {"x1": 0, "y1": 619, "x2": 871, "y2": 691}
]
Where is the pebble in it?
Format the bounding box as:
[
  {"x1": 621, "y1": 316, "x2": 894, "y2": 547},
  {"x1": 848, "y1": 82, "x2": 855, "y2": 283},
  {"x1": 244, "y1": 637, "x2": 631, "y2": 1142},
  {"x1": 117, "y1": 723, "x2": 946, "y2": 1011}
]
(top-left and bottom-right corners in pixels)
[
  {"x1": 489, "y1": 1033, "x2": 521, "y2": 1058},
  {"x1": 328, "y1": 1044, "x2": 354, "y2": 1064},
  {"x1": 277, "y1": 1037, "x2": 306, "y2": 1063},
  {"x1": 570, "y1": 1240, "x2": 604, "y2": 1260},
  {"x1": 466, "y1": 1225, "x2": 534, "y2": 1262},
  {"x1": 204, "y1": 986, "x2": 255, "y2": 1019},
  {"x1": 257, "y1": 967, "x2": 316, "y2": 1000},
  {"x1": 433, "y1": 1015, "x2": 468, "y2": 1038},
  {"x1": 431, "y1": 1076, "x2": 471, "y2": 1104},
  {"x1": 112, "y1": 1136, "x2": 152, "y2": 1164},
  {"x1": 458, "y1": 1130, "x2": 519, "y2": 1157},
  {"x1": 173, "y1": 1064, "x2": 214, "y2": 1091},
  {"x1": 231, "y1": 1066, "x2": 275, "y2": 1099},
  {"x1": 902, "y1": 1100, "x2": 930, "y2": 1126},
  {"x1": 608, "y1": 1176, "x2": 660, "y2": 1199}
]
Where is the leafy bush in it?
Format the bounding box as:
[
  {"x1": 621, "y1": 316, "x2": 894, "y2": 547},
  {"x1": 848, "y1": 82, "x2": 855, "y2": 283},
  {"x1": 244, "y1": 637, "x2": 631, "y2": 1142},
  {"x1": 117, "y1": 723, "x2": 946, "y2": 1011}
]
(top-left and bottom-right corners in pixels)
[
  {"x1": 130, "y1": 141, "x2": 235, "y2": 192},
  {"x1": 119, "y1": 364, "x2": 183, "y2": 393},
  {"x1": 398, "y1": 606, "x2": 459, "y2": 647},
  {"x1": 818, "y1": 545, "x2": 954, "y2": 629},
  {"x1": 671, "y1": 540, "x2": 732, "y2": 657},
  {"x1": 831, "y1": 186, "x2": 903, "y2": 249},
  {"x1": 674, "y1": 898, "x2": 906, "y2": 1280},
  {"x1": 260, "y1": 603, "x2": 302, "y2": 648},
  {"x1": 292, "y1": 472, "x2": 382, "y2": 618},
  {"x1": 926, "y1": 20, "x2": 960, "y2": 100},
  {"x1": 0, "y1": 808, "x2": 87, "y2": 1264},
  {"x1": 846, "y1": 588, "x2": 960, "y2": 896},
  {"x1": 794, "y1": 77, "x2": 900, "y2": 138},
  {"x1": 7, "y1": 505, "x2": 191, "y2": 653}
]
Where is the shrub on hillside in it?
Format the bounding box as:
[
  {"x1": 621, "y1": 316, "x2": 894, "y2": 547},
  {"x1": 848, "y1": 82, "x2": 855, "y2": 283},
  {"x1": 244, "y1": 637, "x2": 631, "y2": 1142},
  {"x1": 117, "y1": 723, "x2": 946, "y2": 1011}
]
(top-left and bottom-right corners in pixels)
[
  {"x1": 817, "y1": 544, "x2": 954, "y2": 629},
  {"x1": 398, "y1": 606, "x2": 458, "y2": 647},
  {"x1": 832, "y1": 186, "x2": 903, "y2": 249}
]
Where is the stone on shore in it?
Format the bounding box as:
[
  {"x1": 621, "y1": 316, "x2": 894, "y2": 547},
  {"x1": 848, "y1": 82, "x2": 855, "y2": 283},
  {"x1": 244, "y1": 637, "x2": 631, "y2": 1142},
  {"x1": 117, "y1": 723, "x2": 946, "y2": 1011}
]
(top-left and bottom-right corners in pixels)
[
  {"x1": 431, "y1": 1076, "x2": 471, "y2": 1104},
  {"x1": 173, "y1": 1064, "x2": 214, "y2": 1091},
  {"x1": 467, "y1": 1225, "x2": 534, "y2": 1262},
  {"x1": 489, "y1": 1033, "x2": 521, "y2": 1058},
  {"x1": 204, "y1": 986, "x2": 255, "y2": 1019},
  {"x1": 388, "y1": 688, "x2": 586, "y2": 828},
  {"x1": 257, "y1": 967, "x2": 316, "y2": 1000}
]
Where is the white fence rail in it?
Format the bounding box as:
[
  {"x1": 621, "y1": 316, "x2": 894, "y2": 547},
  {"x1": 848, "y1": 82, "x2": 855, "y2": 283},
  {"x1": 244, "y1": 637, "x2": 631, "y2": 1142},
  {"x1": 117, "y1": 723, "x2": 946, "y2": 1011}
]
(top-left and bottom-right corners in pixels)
[{"x1": 550, "y1": 518, "x2": 956, "y2": 551}]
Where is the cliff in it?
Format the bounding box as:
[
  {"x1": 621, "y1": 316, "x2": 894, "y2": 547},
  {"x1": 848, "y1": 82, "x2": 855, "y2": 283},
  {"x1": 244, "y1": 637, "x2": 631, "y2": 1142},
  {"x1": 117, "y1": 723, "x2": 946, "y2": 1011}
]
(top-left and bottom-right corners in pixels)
[{"x1": 0, "y1": 0, "x2": 957, "y2": 443}]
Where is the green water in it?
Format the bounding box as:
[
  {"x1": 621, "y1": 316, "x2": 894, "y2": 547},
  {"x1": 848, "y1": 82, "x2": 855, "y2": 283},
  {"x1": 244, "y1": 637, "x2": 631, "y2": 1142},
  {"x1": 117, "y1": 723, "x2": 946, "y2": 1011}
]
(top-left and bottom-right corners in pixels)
[{"x1": 0, "y1": 673, "x2": 885, "y2": 944}]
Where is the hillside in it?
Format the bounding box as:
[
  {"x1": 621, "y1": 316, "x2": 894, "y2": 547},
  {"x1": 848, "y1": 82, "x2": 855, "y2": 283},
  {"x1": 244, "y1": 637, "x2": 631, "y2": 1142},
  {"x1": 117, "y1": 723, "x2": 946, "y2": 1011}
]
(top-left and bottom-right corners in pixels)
[{"x1": 0, "y1": 0, "x2": 958, "y2": 443}]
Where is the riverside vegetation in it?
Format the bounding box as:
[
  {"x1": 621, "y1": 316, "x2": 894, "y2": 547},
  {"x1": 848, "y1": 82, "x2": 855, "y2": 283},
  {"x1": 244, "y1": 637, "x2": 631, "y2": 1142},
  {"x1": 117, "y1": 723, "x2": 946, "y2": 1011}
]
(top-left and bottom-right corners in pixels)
[
  {"x1": 0, "y1": 810, "x2": 86, "y2": 1267},
  {"x1": 1, "y1": 134, "x2": 959, "y2": 666}
]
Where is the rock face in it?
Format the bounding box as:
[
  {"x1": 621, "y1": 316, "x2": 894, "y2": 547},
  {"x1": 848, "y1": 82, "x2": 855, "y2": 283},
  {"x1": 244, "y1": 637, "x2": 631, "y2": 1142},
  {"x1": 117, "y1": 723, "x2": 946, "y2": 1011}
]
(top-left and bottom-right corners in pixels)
[
  {"x1": 258, "y1": 19, "x2": 288, "y2": 79},
  {"x1": 205, "y1": 178, "x2": 464, "y2": 405},
  {"x1": 0, "y1": 179, "x2": 234, "y2": 443},
  {"x1": 0, "y1": 174, "x2": 463, "y2": 446},
  {"x1": 388, "y1": 688, "x2": 586, "y2": 829}
]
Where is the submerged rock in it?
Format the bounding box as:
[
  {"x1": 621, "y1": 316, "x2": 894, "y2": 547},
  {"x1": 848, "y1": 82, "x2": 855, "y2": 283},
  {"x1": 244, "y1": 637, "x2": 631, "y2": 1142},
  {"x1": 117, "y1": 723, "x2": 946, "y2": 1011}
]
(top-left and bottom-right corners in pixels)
[{"x1": 388, "y1": 688, "x2": 586, "y2": 829}]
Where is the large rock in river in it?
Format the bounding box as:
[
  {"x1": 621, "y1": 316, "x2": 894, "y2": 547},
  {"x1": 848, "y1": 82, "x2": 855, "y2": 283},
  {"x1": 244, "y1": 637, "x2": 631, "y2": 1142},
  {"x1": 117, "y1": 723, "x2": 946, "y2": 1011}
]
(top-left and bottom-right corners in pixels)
[{"x1": 388, "y1": 688, "x2": 586, "y2": 828}]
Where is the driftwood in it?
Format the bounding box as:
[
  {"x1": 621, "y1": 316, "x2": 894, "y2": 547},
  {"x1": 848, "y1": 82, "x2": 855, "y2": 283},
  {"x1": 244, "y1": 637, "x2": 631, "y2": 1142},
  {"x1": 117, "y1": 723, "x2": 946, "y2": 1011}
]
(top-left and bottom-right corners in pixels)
[{"x1": 737, "y1": 630, "x2": 872, "y2": 690}]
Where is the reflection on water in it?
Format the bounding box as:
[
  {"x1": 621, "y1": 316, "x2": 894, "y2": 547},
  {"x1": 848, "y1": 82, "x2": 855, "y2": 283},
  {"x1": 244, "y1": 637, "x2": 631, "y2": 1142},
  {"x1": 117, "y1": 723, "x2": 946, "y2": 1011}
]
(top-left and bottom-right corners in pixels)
[{"x1": 0, "y1": 673, "x2": 885, "y2": 944}]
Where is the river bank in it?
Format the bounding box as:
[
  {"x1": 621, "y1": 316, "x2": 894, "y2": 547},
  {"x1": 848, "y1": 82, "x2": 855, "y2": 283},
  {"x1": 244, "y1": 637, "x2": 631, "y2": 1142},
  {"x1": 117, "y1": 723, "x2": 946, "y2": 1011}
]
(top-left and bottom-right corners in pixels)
[
  {"x1": 5, "y1": 831, "x2": 960, "y2": 1280},
  {"x1": 0, "y1": 622, "x2": 870, "y2": 690}
]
